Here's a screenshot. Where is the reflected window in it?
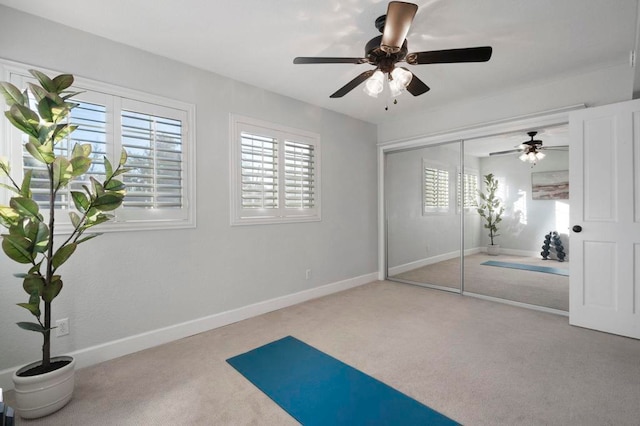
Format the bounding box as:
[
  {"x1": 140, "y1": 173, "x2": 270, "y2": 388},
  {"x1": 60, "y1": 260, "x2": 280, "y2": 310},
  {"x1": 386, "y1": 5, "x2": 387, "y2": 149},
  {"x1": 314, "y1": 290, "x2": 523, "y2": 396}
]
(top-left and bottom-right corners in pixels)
[
  {"x1": 457, "y1": 169, "x2": 479, "y2": 211},
  {"x1": 423, "y1": 160, "x2": 450, "y2": 213}
]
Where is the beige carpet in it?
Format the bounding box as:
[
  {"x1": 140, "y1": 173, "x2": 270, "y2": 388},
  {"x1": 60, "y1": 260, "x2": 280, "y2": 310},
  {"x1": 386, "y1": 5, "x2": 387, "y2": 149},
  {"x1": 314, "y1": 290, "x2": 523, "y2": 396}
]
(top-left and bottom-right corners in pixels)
[
  {"x1": 392, "y1": 254, "x2": 569, "y2": 311},
  {"x1": 7, "y1": 281, "x2": 640, "y2": 425}
]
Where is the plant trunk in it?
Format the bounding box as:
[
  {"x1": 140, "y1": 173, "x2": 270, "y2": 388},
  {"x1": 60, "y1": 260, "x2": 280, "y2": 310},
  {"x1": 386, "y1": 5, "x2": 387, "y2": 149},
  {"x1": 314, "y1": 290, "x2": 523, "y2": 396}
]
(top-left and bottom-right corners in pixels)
[
  {"x1": 43, "y1": 166, "x2": 55, "y2": 369},
  {"x1": 42, "y1": 301, "x2": 51, "y2": 368}
]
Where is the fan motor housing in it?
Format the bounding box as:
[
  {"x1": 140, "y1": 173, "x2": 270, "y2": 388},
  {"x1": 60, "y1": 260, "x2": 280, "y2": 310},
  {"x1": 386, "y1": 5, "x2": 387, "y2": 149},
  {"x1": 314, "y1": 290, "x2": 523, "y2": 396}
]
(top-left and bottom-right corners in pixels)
[{"x1": 365, "y1": 35, "x2": 408, "y2": 71}]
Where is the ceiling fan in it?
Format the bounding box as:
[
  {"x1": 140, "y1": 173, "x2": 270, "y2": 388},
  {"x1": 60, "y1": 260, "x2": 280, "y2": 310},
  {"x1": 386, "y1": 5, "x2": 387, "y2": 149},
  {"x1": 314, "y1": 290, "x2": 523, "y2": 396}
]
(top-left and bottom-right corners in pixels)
[
  {"x1": 293, "y1": 1, "x2": 493, "y2": 99},
  {"x1": 490, "y1": 131, "x2": 569, "y2": 164}
]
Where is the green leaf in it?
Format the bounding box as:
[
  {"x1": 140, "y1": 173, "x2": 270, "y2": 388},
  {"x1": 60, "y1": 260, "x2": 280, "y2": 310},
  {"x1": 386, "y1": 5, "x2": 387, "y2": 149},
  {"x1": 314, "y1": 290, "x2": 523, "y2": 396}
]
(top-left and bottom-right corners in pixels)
[
  {"x1": 23, "y1": 274, "x2": 45, "y2": 296},
  {"x1": 6, "y1": 104, "x2": 39, "y2": 138},
  {"x1": 0, "y1": 156, "x2": 9, "y2": 176},
  {"x1": 69, "y1": 211, "x2": 81, "y2": 228},
  {"x1": 52, "y1": 156, "x2": 73, "y2": 189},
  {"x1": 84, "y1": 213, "x2": 111, "y2": 229},
  {"x1": 17, "y1": 302, "x2": 41, "y2": 317},
  {"x1": 53, "y1": 123, "x2": 78, "y2": 142},
  {"x1": 20, "y1": 169, "x2": 33, "y2": 198},
  {"x1": 0, "y1": 183, "x2": 20, "y2": 196},
  {"x1": 105, "y1": 179, "x2": 125, "y2": 191},
  {"x1": 72, "y1": 143, "x2": 91, "y2": 158},
  {"x1": 10, "y1": 197, "x2": 40, "y2": 219},
  {"x1": 70, "y1": 156, "x2": 92, "y2": 177},
  {"x1": 2, "y1": 234, "x2": 33, "y2": 263},
  {"x1": 0, "y1": 81, "x2": 25, "y2": 106},
  {"x1": 24, "y1": 221, "x2": 49, "y2": 253},
  {"x1": 91, "y1": 177, "x2": 105, "y2": 196},
  {"x1": 76, "y1": 233, "x2": 100, "y2": 244},
  {"x1": 0, "y1": 205, "x2": 20, "y2": 226},
  {"x1": 26, "y1": 83, "x2": 49, "y2": 103},
  {"x1": 93, "y1": 193, "x2": 124, "y2": 211},
  {"x1": 71, "y1": 191, "x2": 90, "y2": 212},
  {"x1": 36, "y1": 95, "x2": 57, "y2": 122},
  {"x1": 29, "y1": 69, "x2": 55, "y2": 92},
  {"x1": 120, "y1": 148, "x2": 128, "y2": 166},
  {"x1": 52, "y1": 243, "x2": 76, "y2": 270},
  {"x1": 16, "y1": 321, "x2": 46, "y2": 334},
  {"x1": 61, "y1": 91, "x2": 83, "y2": 101},
  {"x1": 104, "y1": 157, "x2": 113, "y2": 180},
  {"x1": 42, "y1": 276, "x2": 63, "y2": 303},
  {"x1": 25, "y1": 140, "x2": 55, "y2": 164},
  {"x1": 52, "y1": 74, "x2": 74, "y2": 92},
  {"x1": 112, "y1": 168, "x2": 131, "y2": 177}
]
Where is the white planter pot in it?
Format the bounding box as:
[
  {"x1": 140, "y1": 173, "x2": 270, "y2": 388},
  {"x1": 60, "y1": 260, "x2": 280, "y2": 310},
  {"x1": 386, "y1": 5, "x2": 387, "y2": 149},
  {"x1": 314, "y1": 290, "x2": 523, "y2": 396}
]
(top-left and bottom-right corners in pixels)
[
  {"x1": 12, "y1": 356, "x2": 75, "y2": 419},
  {"x1": 487, "y1": 244, "x2": 500, "y2": 256}
]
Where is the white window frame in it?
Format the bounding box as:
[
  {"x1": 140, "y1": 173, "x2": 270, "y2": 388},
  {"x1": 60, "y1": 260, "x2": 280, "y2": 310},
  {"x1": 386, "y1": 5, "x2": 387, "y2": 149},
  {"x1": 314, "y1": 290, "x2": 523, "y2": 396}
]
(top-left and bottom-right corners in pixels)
[
  {"x1": 0, "y1": 60, "x2": 196, "y2": 232},
  {"x1": 422, "y1": 159, "x2": 451, "y2": 215},
  {"x1": 230, "y1": 114, "x2": 321, "y2": 225},
  {"x1": 457, "y1": 167, "x2": 479, "y2": 213}
]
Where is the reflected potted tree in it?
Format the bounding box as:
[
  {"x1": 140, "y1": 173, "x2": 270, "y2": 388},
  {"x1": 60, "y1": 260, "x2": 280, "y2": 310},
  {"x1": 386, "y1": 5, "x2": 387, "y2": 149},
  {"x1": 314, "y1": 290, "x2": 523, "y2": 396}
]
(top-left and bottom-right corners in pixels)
[
  {"x1": 476, "y1": 173, "x2": 504, "y2": 255},
  {"x1": 0, "y1": 70, "x2": 127, "y2": 419}
]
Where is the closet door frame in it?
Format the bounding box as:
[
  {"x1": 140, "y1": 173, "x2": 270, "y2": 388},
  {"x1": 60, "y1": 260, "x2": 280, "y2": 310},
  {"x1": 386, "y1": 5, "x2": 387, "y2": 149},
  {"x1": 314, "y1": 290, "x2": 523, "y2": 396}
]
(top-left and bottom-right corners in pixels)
[{"x1": 378, "y1": 106, "x2": 583, "y2": 282}]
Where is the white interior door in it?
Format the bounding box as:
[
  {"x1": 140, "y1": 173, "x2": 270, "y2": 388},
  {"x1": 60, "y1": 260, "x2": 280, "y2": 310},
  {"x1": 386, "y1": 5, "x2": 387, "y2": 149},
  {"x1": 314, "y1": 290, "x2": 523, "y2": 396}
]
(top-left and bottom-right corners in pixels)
[{"x1": 569, "y1": 99, "x2": 640, "y2": 339}]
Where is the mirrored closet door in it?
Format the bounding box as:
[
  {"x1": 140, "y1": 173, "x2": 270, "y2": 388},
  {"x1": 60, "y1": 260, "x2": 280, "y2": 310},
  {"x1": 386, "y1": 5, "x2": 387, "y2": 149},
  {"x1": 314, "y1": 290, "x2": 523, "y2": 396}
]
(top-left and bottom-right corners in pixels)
[
  {"x1": 386, "y1": 141, "x2": 463, "y2": 292},
  {"x1": 385, "y1": 128, "x2": 570, "y2": 313}
]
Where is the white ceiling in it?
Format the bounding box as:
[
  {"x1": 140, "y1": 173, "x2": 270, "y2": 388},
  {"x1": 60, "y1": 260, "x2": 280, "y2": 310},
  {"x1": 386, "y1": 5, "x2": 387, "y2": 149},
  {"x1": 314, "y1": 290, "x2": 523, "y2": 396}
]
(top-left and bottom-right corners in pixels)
[{"x1": 0, "y1": 0, "x2": 638, "y2": 128}]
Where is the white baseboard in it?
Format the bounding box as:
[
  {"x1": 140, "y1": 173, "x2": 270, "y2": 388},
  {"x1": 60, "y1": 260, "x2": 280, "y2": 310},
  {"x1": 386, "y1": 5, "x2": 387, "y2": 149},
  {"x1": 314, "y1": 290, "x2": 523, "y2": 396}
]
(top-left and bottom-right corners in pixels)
[
  {"x1": 388, "y1": 247, "x2": 482, "y2": 276},
  {"x1": 479, "y1": 247, "x2": 540, "y2": 258},
  {"x1": 0, "y1": 272, "x2": 377, "y2": 392}
]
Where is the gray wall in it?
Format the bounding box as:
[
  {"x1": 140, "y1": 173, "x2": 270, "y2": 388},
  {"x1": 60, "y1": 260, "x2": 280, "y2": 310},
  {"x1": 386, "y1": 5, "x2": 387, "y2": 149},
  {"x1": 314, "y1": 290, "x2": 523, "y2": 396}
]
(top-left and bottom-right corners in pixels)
[
  {"x1": 478, "y1": 151, "x2": 570, "y2": 256},
  {"x1": 378, "y1": 64, "x2": 634, "y2": 143},
  {"x1": 386, "y1": 143, "x2": 481, "y2": 269},
  {"x1": 0, "y1": 7, "x2": 378, "y2": 373}
]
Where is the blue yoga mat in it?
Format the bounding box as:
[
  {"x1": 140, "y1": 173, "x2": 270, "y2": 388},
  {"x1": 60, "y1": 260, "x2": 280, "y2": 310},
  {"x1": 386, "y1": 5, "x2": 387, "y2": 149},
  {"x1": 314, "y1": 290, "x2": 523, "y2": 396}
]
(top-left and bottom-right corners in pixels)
[
  {"x1": 481, "y1": 260, "x2": 569, "y2": 276},
  {"x1": 227, "y1": 336, "x2": 458, "y2": 426}
]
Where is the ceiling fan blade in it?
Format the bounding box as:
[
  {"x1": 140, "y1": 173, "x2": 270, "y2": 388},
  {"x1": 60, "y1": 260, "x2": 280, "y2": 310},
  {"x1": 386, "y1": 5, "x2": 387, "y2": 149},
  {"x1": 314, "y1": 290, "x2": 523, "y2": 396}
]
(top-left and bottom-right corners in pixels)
[
  {"x1": 541, "y1": 145, "x2": 569, "y2": 151},
  {"x1": 407, "y1": 46, "x2": 493, "y2": 65},
  {"x1": 405, "y1": 72, "x2": 430, "y2": 96},
  {"x1": 489, "y1": 149, "x2": 521, "y2": 156},
  {"x1": 381, "y1": 1, "x2": 418, "y2": 54},
  {"x1": 330, "y1": 70, "x2": 376, "y2": 98},
  {"x1": 294, "y1": 57, "x2": 369, "y2": 64}
]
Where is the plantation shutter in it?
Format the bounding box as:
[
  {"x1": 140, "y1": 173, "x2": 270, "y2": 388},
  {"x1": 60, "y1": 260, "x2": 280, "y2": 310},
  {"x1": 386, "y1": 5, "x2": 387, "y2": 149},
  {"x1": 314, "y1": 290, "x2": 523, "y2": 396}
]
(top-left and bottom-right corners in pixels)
[
  {"x1": 457, "y1": 172, "x2": 478, "y2": 209},
  {"x1": 24, "y1": 100, "x2": 108, "y2": 210},
  {"x1": 284, "y1": 141, "x2": 315, "y2": 209},
  {"x1": 121, "y1": 109, "x2": 183, "y2": 209},
  {"x1": 240, "y1": 132, "x2": 278, "y2": 209},
  {"x1": 424, "y1": 167, "x2": 449, "y2": 212}
]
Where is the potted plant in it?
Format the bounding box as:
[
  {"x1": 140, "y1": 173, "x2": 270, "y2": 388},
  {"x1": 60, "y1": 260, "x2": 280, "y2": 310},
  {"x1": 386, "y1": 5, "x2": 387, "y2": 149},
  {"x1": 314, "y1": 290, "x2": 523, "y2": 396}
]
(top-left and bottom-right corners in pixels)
[
  {"x1": 0, "y1": 70, "x2": 127, "y2": 419},
  {"x1": 476, "y1": 173, "x2": 504, "y2": 255}
]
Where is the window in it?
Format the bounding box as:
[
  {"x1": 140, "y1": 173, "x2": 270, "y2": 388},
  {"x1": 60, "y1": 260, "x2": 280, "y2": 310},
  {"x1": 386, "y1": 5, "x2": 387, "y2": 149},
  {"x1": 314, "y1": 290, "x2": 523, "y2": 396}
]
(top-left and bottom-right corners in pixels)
[
  {"x1": 1, "y1": 61, "x2": 196, "y2": 232},
  {"x1": 457, "y1": 169, "x2": 479, "y2": 211},
  {"x1": 423, "y1": 160, "x2": 450, "y2": 214},
  {"x1": 230, "y1": 114, "x2": 320, "y2": 225}
]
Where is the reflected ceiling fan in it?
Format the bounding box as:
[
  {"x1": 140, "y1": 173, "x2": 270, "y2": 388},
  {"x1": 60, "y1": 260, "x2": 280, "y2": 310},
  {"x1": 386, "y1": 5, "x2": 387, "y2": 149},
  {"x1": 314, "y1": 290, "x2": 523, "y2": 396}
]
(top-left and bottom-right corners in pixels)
[
  {"x1": 490, "y1": 131, "x2": 568, "y2": 164},
  {"x1": 293, "y1": 1, "x2": 493, "y2": 99}
]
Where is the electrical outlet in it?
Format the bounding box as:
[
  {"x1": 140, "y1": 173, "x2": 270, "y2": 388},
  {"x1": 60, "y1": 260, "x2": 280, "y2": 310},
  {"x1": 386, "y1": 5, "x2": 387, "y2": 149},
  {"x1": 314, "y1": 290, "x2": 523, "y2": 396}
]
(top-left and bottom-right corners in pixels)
[
  {"x1": 56, "y1": 318, "x2": 69, "y2": 337},
  {"x1": 305, "y1": 269, "x2": 312, "y2": 280}
]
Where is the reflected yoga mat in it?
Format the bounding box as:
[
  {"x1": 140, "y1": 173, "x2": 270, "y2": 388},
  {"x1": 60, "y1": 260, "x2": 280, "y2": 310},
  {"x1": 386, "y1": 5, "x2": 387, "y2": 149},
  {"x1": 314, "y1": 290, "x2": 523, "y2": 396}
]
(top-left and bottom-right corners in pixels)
[
  {"x1": 481, "y1": 260, "x2": 569, "y2": 276},
  {"x1": 227, "y1": 336, "x2": 458, "y2": 426}
]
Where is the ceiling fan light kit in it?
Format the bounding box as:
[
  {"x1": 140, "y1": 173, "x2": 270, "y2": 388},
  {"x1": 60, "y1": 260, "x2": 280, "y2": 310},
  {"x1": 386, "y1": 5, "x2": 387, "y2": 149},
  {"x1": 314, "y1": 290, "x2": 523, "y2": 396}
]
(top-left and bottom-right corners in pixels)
[
  {"x1": 520, "y1": 150, "x2": 545, "y2": 164},
  {"x1": 292, "y1": 1, "x2": 493, "y2": 106}
]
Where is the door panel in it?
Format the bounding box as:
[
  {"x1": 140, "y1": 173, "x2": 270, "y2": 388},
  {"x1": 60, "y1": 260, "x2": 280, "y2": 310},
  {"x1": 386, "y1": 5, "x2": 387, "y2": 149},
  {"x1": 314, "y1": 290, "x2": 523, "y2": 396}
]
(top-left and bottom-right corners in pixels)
[
  {"x1": 569, "y1": 99, "x2": 640, "y2": 339},
  {"x1": 583, "y1": 117, "x2": 617, "y2": 221},
  {"x1": 583, "y1": 241, "x2": 616, "y2": 309}
]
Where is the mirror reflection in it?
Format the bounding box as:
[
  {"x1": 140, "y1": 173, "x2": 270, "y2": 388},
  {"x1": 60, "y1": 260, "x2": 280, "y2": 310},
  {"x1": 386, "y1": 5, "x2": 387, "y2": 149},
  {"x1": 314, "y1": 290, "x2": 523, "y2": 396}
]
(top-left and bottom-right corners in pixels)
[{"x1": 386, "y1": 125, "x2": 570, "y2": 311}]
